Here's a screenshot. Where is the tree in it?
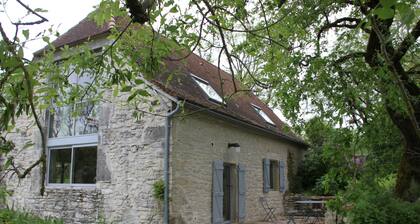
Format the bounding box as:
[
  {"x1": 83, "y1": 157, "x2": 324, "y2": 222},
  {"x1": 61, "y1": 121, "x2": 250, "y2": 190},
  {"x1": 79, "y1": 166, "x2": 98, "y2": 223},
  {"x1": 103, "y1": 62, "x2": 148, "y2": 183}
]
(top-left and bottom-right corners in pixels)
[
  {"x1": 1, "y1": 0, "x2": 419, "y2": 200},
  {"x1": 119, "y1": 0, "x2": 420, "y2": 199}
]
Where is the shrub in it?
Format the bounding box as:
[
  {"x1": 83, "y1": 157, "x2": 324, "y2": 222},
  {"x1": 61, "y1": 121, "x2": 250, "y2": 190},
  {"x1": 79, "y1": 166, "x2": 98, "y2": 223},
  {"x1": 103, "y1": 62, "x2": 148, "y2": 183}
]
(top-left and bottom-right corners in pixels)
[
  {"x1": 0, "y1": 209, "x2": 62, "y2": 224},
  {"x1": 153, "y1": 179, "x2": 165, "y2": 201},
  {"x1": 329, "y1": 177, "x2": 420, "y2": 224}
]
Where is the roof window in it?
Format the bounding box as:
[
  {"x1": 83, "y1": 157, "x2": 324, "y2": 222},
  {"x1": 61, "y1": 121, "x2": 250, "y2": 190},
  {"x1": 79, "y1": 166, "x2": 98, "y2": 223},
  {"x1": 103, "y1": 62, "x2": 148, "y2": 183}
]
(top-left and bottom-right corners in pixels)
[
  {"x1": 252, "y1": 104, "x2": 275, "y2": 125},
  {"x1": 191, "y1": 74, "x2": 223, "y2": 103}
]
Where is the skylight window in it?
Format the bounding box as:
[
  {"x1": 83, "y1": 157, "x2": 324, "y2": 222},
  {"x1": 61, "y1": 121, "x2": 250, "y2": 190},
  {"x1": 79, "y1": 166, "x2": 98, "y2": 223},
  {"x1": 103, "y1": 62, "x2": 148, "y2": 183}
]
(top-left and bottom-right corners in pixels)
[
  {"x1": 191, "y1": 74, "x2": 223, "y2": 103},
  {"x1": 252, "y1": 104, "x2": 275, "y2": 125}
]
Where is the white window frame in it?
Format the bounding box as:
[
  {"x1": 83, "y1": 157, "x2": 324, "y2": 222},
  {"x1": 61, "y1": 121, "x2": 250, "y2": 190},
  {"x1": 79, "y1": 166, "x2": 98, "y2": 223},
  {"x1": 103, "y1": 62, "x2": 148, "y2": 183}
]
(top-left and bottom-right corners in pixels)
[
  {"x1": 191, "y1": 73, "x2": 224, "y2": 104},
  {"x1": 46, "y1": 142, "x2": 98, "y2": 188},
  {"x1": 251, "y1": 104, "x2": 276, "y2": 126},
  {"x1": 46, "y1": 111, "x2": 98, "y2": 188}
]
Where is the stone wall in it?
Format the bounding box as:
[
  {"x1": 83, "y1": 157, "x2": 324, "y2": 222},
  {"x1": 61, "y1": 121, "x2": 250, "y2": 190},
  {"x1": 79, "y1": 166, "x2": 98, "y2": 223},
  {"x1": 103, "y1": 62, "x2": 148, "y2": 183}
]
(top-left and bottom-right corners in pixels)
[
  {"x1": 169, "y1": 110, "x2": 305, "y2": 223},
  {"x1": 3, "y1": 91, "x2": 170, "y2": 223}
]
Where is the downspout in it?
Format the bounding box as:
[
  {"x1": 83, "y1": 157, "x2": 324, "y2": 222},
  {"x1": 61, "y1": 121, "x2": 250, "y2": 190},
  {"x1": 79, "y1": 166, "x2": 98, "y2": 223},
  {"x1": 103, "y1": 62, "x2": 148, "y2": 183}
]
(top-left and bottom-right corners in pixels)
[{"x1": 164, "y1": 100, "x2": 180, "y2": 224}]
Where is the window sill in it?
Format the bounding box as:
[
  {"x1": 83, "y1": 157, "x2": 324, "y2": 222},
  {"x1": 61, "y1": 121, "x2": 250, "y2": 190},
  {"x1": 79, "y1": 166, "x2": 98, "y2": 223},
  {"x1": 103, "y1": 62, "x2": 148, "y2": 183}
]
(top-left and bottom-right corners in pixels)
[{"x1": 46, "y1": 184, "x2": 96, "y2": 190}]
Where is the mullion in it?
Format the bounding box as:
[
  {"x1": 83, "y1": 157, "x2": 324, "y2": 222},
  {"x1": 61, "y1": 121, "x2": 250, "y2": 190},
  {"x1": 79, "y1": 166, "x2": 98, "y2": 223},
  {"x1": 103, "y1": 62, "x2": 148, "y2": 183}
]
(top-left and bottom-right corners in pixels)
[{"x1": 70, "y1": 146, "x2": 74, "y2": 184}]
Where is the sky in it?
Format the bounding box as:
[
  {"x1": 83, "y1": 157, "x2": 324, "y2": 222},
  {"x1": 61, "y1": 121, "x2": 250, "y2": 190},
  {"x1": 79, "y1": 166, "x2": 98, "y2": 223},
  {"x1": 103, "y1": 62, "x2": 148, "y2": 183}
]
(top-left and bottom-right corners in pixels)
[
  {"x1": 1, "y1": 0, "x2": 101, "y2": 58},
  {"x1": 1, "y1": 0, "x2": 290, "y2": 124}
]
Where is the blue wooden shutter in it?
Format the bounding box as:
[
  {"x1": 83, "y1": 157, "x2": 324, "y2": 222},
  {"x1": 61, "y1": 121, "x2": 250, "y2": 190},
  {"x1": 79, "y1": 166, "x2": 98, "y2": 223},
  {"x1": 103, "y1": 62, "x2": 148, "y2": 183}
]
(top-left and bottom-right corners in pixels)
[
  {"x1": 238, "y1": 164, "x2": 246, "y2": 223},
  {"x1": 279, "y1": 160, "x2": 286, "y2": 193},
  {"x1": 212, "y1": 160, "x2": 224, "y2": 224},
  {"x1": 263, "y1": 158, "x2": 270, "y2": 193}
]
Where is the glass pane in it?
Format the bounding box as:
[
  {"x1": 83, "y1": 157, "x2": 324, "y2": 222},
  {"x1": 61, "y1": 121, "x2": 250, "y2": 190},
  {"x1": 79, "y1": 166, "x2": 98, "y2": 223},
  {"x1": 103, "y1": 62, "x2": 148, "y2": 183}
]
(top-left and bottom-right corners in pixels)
[
  {"x1": 68, "y1": 69, "x2": 94, "y2": 86},
  {"x1": 49, "y1": 105, "x2": 74, "y2": 138},
  {"x1": 72, "y1": 146, "x2": 97, "y2": 184},
  {"x1": 48, "y1": 148, "x2": 72, "y2": 184},
  {"x1": 253, "y1": 106, "x2": 275, "y2": 125},
  {"x1": 269, "y1": 161, "x2": 275, "y2": 189},
  {"x1": 223, "y1": 164, "x2": 232, "y2": 221},
  {"x1": 74, "y1": 102, "x2": 98, "y2": 136},
  {"x1": 259, "y1": 110, "x2": 275, "y2": 125},
  {"x1": 193, "y1": 78, "x2": 223, "y2": 103}
]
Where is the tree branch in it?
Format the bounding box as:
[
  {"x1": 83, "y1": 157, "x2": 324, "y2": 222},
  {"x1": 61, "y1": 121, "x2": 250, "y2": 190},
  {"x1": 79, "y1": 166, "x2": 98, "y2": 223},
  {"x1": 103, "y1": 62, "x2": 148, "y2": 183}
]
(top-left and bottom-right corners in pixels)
[
  {"x1": 393, "y1": 19, "x2": 420, "y2": 62},
  {"x1": 335, "y1": 52, "x2": 366, "y2": 64},
  {"x1": 317, "y1": 17, "x2": 365, "y2": 42},
  {"x1": 0, "y1": 22, "x2": 47, "y2": 195},
  {"x1": 13, "y1": 0, "x2": 48, "y2": 25},
  {"x1": 193, "y1": 0, "x2": 238, "y2": 92}
]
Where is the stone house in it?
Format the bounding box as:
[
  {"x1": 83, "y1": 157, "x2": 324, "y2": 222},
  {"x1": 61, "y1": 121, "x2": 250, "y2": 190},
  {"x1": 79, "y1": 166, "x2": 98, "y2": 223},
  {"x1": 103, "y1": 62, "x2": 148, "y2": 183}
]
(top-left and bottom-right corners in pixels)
[{"x1": 3, "y1": 16, "x2": 307, "y2": 224}]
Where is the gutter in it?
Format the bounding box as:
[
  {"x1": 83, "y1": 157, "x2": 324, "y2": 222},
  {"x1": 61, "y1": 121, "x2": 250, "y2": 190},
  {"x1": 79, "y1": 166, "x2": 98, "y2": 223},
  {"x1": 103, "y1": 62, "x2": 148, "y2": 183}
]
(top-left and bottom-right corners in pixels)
[
  {"x1": 141, "y1": 78, "x2": 179, "y2": 224},
  {"x1": 163, "y1": 100, "x2": 180, "y2": 224}
]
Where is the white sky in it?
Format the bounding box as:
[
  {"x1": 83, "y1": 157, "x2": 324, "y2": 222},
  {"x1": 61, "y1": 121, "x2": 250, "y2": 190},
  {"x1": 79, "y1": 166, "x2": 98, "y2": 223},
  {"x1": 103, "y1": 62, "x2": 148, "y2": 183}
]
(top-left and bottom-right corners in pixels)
[
  {"x1": 1, "y1": 0, "x2": 291, "y2": 124},
  {"x1": 1, "y1": 0, "x2": 101, "y2": 58}
]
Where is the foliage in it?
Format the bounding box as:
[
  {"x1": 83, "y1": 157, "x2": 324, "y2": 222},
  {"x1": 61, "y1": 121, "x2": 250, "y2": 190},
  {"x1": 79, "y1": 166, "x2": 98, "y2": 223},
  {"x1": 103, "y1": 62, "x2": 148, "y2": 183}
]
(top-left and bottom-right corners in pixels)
[
  {"x1": 287, "y1": 151, "x2": 298, "y2": 193},
  {"x1": 297, "y1": 113, "x2": 403, "y2": 195},
  {"x1": 329, "y1": 176, "x2": 420, "y2": 224},
  {"x1": 0, "y1": 209, "x2": 62, "y2": 224},
  {"x1": 0, "y1": 0, "x2": 418, "y2": 200},
  {"x1": 152, "y1": 179, "x2": 165, "y2": 201}
]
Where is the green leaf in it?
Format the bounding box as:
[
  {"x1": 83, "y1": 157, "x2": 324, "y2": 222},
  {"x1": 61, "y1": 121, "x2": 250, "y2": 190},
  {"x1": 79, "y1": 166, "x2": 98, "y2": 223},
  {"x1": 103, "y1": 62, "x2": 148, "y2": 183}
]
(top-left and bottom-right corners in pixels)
[
  {"x1": 380, "y1": 0, "x2": 397, "y2": 8},
  {"x1": 22, "y1": 29, "x2": 29, "y2": 40},
  {"x1": 127, "y1": 92, "x2": 136, "y2": 102},
  {"x1": 374, "y1": 7, "x2": 395, "y2": 20},
  {"x1": 17, "y1": 47, "x2": 24, "y2": 58},
  {"x1": 136, "y1": 89, "x2": 149, "y2": 96},
  {"x1": 134, "y1": 79, "x2": 144, "y2": 85},
  {"x1": 396, "y1": 3, "x2": 415, "y2": 25},
  {"x1": 42, "y1": 36, "x2": 50, "y2": 43},
  {"x1": 22, "y1": 141, "x2": 34, "y2": 150},
  {"x1": 34, "y1": 8, "x2": 48, "y2": 13},
  {"x1": 121, "y1": 85, "x2": 132, "y2": 92},
  {"x1": 113, "y1": 86, "x2": 119, "y2": 97},
  {"x1": 169, "y1": 6, "x2": 178, "y2": 13}
]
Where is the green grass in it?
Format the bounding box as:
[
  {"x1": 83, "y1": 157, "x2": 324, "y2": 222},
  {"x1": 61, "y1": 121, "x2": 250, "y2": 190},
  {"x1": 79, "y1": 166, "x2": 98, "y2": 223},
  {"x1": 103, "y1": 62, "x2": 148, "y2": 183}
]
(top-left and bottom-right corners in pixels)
[{"x1": 0, "y1": 209, "x2": 63, "y2": 224}]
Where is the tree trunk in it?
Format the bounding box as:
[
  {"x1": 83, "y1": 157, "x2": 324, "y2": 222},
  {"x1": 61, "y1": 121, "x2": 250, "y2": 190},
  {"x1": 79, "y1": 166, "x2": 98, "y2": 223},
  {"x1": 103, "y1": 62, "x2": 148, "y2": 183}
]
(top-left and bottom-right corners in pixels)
[{"x1": 387, "y1": 107, "x2": 420, "y2": 200}]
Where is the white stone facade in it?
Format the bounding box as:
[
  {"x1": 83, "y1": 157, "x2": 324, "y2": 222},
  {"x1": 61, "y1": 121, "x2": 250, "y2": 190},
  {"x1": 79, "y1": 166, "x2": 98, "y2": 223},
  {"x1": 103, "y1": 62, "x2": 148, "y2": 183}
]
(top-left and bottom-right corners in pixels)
[{"x1": 3, "y1": 91, "x2": 170, "y2": 224}]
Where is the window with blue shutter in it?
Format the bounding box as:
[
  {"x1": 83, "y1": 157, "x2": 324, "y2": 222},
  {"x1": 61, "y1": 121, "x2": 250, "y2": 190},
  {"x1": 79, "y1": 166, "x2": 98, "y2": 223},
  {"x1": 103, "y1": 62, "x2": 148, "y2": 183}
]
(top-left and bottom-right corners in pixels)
[
  {"x1": 238, "y1": 164, "x2": 246, "y2": 222},
  {"x1": 263, "y1": 159, "x2": 270, "y2": 193},
  {"x1": 212, "y1": 160, "x2": 224, "y2": 224},
  {"x1": 279, "y1": 160, "x2": 286, "y2": 193}
]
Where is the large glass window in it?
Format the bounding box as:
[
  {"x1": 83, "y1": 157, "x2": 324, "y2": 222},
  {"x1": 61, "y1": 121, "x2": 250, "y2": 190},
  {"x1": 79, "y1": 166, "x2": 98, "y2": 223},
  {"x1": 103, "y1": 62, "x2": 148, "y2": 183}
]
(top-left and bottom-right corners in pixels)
[
  {"x1": 48, "y1": 72, "x2": 98, "y2": 138},
  {"x1": 48, "y1": 102, "x2": 98, "y2": 138},
  {"x1": 48, "y1": 146, "x2": 97, "y2": 185},
  {"x1": 47, "y1": 57, "x2": 99, "y2": 187}
]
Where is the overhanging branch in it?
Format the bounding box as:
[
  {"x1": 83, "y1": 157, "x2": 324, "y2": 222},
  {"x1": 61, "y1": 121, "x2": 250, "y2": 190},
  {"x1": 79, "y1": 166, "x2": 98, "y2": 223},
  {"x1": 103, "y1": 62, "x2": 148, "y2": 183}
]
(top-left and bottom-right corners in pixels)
[{"x1": 393, "y1": 19, "x2": 420, "y2": 62}]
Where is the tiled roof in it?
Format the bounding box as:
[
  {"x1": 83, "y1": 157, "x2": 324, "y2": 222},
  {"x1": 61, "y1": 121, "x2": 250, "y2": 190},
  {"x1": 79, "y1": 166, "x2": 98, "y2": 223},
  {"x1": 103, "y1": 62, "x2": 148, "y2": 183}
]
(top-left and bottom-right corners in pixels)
[{"x1": 34, "y1": 15, "x2": 307, "y2": 146}]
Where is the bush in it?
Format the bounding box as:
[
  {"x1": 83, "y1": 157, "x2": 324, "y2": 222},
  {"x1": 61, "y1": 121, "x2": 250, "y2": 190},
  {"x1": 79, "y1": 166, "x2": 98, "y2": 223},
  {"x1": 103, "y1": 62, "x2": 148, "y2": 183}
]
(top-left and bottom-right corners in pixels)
[
  {"x1": 329, "y1": 177, "x2": 420, "y2": 224},
  {"x1": 153, "y1": 179, "x2": 165, "y2": 201},
  {"x1": 296, "y1": 148, "x2": 329, "y2": 194},
  {"x1": 0, "y1": 209, "x2": 62, "y2": 224}
]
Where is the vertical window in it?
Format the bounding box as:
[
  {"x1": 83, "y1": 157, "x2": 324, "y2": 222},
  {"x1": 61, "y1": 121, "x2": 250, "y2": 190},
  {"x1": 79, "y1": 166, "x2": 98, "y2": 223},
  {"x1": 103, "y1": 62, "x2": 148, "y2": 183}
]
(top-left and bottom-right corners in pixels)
[
  {"x1": 47, "y1": 62, "x2": 99, "y2": 187},
  {"x1": 48, "y1": 146, "x2": 97, "y2": 185},
  {"x1": 49, "y1": 148, "x2": 72, "y2": 184},
  {"x1": 47, "y1": 71, "x2": 98, "y2": 185}
]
